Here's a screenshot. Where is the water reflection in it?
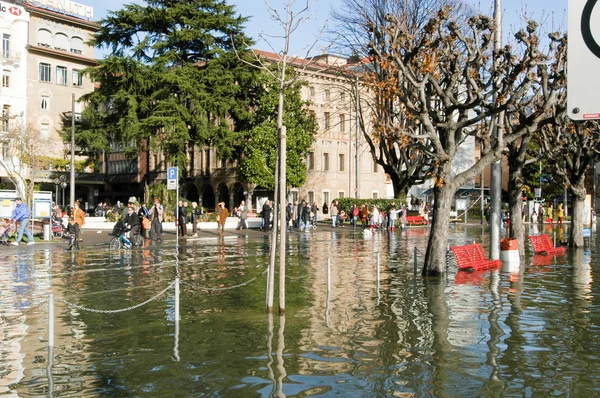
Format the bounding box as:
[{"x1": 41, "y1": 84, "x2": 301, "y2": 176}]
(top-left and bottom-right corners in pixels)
[{"x1": 1, "y1": 225, "x2": 600, "y2": 395}]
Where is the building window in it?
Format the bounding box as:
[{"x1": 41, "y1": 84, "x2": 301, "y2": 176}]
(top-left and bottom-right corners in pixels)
[
  {"x1": 291, "y1": 190, "x2": 298, "y2": 203},
  {"x1": 323, "y1": 191, "x2": 330, "y2": 206},
  {"x1": 323, "y1": 153, "x2": 329, "y2": 171},
  {"x1": 308, "y1": 151, "x2": 314, "y2": 170},
  {"x1": 72, "y1": 69, "x2": 83, "y2": 87},
  {"x1": 2, "y1": 34, "x2": 10, "y2": 58},
  {"x1": 40, "y1": 122, "x2": 50, "y2": 137},
  {"x1": 39, "y1": 63, "x2": 51, "y2": 82},
  {"x1": 373, "y1": 192, "x2": 379, "y2": 199},
  {"x1": 37, "y1": 29, "x2": 52, "y2": 48},
  {"x1": 54, "y1": 33, "x2": 68, "y2": 51},
  {"x1": 2, "y1": 105, "x2": 10, "y2": 132},
  {"x1": 340, "y1": 92, "x2": 345, "y2": 102},
  {"x1": 374, "y1": 160, "x2": 379, "y2": 173},
  {"x1": 309, "y1": 86, "x2": 315, "y2": 98},
  {"x1": 41, "y1": 96, "x2": 49, "y2": 110},
  {"x1": 204, "y1": 149, "x2": 210, "y2": 171},
  {"x1": 324, "y1": 112, "x2": 330, "y2": 130},
  {"x1": 56, "y1": 66, "x2": 67, "y2": 85},
  {"x1": 324, "y1": 89, "x2": 330, "y2": 101},
  {"x1": 0, "y1": 140, "x2": 8, "y2": 158},
  {"x1": 339, "y1": 154, "x2": 345, "y2": 171},
  {"x1": 220, "y1": 157, "x2": 226, "y2": 168},
  {"x1": 70, "y1": 36, "x2": 83, "y2": 54},
  {"x1": 308, "y1": 191, "x2": 314, "y2": 205},
  {"x1": 338, "y1": 191, "x2": 345, "y2": 199},
  {"x1": 339, "y1": 114, "x2": 346, "y2": 132},
  {"x1": 2, "y1": 70, "x2": 9, "y2": 88}
]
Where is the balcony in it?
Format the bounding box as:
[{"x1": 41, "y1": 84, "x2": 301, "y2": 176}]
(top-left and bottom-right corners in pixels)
[{"x1": 0, "y1": 50, "x2": 20, "y2": 66}]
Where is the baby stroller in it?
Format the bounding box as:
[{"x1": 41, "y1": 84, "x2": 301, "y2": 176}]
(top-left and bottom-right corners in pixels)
[
  {"x1": 52, "y1": 217, "x2": 65, "y2": 238},
  {"x1": 0, "y1": 221, "x2": 16, "y2": 245}
]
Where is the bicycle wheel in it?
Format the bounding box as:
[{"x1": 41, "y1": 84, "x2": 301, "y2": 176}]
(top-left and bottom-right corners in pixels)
[
  {"x1": 109, "y1": 236, "x2": 121, "y2": 250},
  {"x1": 132, "y1": 234, "x2": 144, "y2": 247}
]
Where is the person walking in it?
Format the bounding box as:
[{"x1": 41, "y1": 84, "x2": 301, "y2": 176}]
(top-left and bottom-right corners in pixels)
[
  {"x1": 311, "y1": 202, "x2": 319, "y2": 226},
  {"x1": 302, "y1": 203, "x2": 312, "y2": 232},
  {"x1": 236, "y1": 200, "x2": 248, "y2": 230},
  {"x1": 191, "y1": 201, "x2": 201, "y2": 237},
  {"x1": 216, "y1": 202, "x2": 229, "y2": 234},
  {"x1": 388, "y1": 202, "x2": 398, "y2": 230},
  {"x1": 64, "y1": 216, "x2": 80, "y2": 250},
  {"x1": 73, "y1": 201, "x2": 86, "y2": 242},
  {"x1": 138, "y1": 202, "x2": 150, "y2": 237},
  {"x1": 557, "y1": 203, "x2": 564, "y2": 227},
  {"x1": 297, "y1": 200, "x2": 305, "y2": 230},
  {"x1": 178, "y1": 200, "x2": 188, "y2": 237},
  {"x1": 330, "y1": 200, "x2": 339, "y2": 228},
  {"x1": 10, "y1": 197, "x2": 35, "y2": 246},
  {"x1": 286, "y1": 202, "x2": 294, "y2": 232},
  {"x1": 360, "y1": 204, "x2": 370, "y2": 230},
  {"x1": 148, "y1": 198, "x2": 164, "y2": 241},
  {"x1": 262, "y1": 200, "x2": 272, "y2": 232}
]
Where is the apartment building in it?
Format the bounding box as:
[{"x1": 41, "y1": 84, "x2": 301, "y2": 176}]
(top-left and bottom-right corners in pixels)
[
  {"x1": 0, "y1": 0, "x2": 28, "y2": 163},
  {"x1": 0, "y1": 0, "x2": 99, "y2": 208}
]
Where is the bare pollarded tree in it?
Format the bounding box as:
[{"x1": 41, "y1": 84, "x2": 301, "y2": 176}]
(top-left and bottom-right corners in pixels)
[
  {"x1": 537, "y1": 116, "x2": 600, "y2": 248},
  {"x1": 364, "y1": 9, "x2": 566, "y2": 275},
  {"x1": 331, "y1": 0, "x2": 472, "y2": 198},
  {"x1": 0, "y1": 119, "x2": 50, "y2": 205}
]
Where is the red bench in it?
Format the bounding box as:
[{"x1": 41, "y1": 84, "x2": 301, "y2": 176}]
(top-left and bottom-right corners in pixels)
[
  {"x1": 405, "y1": 215, "x2": 427, "y2": 225},
  {"x1": 528, "y1": 234, "x2": 566, "y2": 256},
  {"x1": 450, "y1": 243, "x2": 502, "y2": 271}
]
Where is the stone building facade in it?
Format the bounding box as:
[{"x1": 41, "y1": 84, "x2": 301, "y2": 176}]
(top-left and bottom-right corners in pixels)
[{"x1": 128, "y1": 51, "x2": 390, "y2": 213}]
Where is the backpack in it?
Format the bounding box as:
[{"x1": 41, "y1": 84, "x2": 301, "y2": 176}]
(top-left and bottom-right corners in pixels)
[{"x1": 352, "y1": 207, "x2": 359, "y2": 217}]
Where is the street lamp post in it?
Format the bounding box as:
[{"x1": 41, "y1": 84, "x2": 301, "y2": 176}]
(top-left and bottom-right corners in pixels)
[
  {"x1": 70, "y1": 93, "x2": 76, "y2": 208},
  {"x1": 60, "y1": 181, "x2": 67, "y2": 207},
  {"x1": 489, "y1": 0, "x2": 503, "y2": 260},
  {"x1": 53, "y1": 178, "x2": 60, "y2": 206}
]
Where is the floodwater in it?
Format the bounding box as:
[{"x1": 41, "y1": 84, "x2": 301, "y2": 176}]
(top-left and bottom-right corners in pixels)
[{"x1": 1, "y1": 224, "x2": 599, "y2": 397}]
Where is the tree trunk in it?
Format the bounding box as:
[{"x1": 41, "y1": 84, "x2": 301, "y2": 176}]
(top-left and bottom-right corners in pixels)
[
  {"x1": 390, "y1": 173, "x2": 409, "y2": 200},
  {"x1": 423, "y1": 183, "x2": 456, "y2": 276},
  {"x1": 569, "y1": 183, "x2": 586, "y2": 248},
  {"x1": 508, "y1": 167, "x2": 525, "y2": 256}
]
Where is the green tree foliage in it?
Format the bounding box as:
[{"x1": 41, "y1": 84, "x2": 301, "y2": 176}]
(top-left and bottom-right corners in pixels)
[
  {"x1": 237, "y1": 70, "x2": 317, "y2": 189},
  {"x1": 79, "y1": 0, "x2": 260, "y2": 165}
]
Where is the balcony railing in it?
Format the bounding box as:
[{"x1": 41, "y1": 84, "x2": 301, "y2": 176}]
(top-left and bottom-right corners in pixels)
[{"x1": 0, "y1": 50, "x2": 20, "y2": 63}]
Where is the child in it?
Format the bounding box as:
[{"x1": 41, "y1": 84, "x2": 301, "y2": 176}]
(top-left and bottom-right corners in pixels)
[
  {"x1": 531, "y1": 211, "x2": 538, "y2": 224},
  {"x1": 64, "y1": 216, "x2": 80, "y2": 250}
]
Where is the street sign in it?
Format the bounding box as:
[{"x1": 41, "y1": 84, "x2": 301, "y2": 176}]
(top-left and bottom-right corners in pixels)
[
  {"x1": 167, "y1": 167, "x2": 177, "y2": 190},
  {"x1": 568, "y1": 0, "x2": 600, "y2": 120},
  {"x1": 535, "y1": 188, "x2": 541, "y2": 198}
]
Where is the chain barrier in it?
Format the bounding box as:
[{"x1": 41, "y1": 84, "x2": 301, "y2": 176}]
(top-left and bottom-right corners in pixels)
[
  {"x1": 0, "y1": 299, "x2": 49, "y2": 322},
  {"x1": 182, "y1": 268, "x2": 268, "y2": 292},
  {"x1": 56, "y1": 281, "x2": 175, "y2": 314}
]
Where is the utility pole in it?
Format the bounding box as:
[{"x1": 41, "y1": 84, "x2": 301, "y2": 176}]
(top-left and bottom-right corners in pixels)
[
  {"x1": 489, "y1": 0, "x2": 503, "y2": 260},
  {"x1": 70, "y1": 93, "x2": 76, "y2": 208},
  {"x1": 355, "y1": 76, "x2": 360, "y2": 199}
]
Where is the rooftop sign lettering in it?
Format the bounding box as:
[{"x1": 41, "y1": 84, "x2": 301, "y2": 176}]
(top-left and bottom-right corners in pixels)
[{"x1": 28, "y1": 0, "x2": 93, "y2": 19}]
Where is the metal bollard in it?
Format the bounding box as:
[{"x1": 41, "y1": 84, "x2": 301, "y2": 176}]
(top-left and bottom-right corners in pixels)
[
  {"x1": 554, "y1": 232, "x2": 556, "y2": 247},
  {"x1": 414, "y1": 247, "x2": 418, "y2": 275},
  {"x1": 175, "y1": 278, "x2": 180, "y2": 321},
  {"x1": 48, "y1": 294, "x2": 54, "y2": 348},
  {"x1": 327, "y1": 258, "x2": 331, "y2": 295}
]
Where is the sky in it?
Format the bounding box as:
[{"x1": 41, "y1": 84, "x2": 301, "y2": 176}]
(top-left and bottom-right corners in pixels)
[{"x1": 83, "y1": 0, "x2": 568, "y2": 59}]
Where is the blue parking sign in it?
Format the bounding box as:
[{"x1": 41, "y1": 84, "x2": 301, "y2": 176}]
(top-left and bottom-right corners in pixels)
[{"x1": 167, "y1": 167, "x2": 178, "y2": 190}]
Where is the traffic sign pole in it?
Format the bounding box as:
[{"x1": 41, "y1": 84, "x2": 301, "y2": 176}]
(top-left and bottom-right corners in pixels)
[{"x1": 167, "y1": 167, "x2": 179, "y2": 248}]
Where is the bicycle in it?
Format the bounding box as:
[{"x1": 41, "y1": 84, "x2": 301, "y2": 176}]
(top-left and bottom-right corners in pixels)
[{"x1": 109, "y1": 228, "x2": 144, "y2": 250}]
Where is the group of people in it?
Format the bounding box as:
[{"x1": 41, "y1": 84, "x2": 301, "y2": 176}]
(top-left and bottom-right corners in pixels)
[
  {"x1": 176, "y1": 200, "x2": 203, "y2": 237},
  {"x1": 531, "y1": 203, "x2": 564, "y2": 227}
]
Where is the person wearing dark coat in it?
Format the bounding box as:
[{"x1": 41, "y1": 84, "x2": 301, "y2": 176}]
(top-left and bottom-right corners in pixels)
[
  {"x1": 297, "y1": 200, "x2": 305, "y2": 230},
  {"x1": 178, "y1": 200, "x2": 188, "y2": 237},
  {"x1": 262, "y1": 200, "x2": 272, "y2": 232}
]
